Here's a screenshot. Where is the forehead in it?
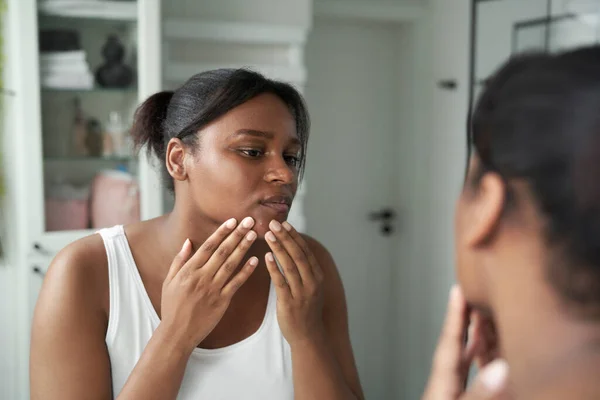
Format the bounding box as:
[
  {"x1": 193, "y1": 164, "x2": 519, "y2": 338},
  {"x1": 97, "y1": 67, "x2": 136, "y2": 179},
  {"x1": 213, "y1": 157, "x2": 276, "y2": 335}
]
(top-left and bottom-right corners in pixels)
[{"x1": 202, "y1": 93, "x2": 298, "y2": 142}]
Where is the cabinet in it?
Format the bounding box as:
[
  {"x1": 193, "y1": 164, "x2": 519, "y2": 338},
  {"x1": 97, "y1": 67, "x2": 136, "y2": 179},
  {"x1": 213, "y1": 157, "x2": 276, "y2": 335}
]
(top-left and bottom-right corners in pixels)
[
  {"x1": 13, "y1": 0, "x2": 162, "y2": 256},
  {"x1": 6, "y1": 1, "x2": 162, "y2": 398}
]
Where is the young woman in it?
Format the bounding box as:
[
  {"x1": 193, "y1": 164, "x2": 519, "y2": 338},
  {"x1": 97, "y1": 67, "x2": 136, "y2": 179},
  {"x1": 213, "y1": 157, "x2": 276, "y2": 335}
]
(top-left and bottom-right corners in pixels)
[
  {"x1": 424, "y1": 46, "x2": 600, "y2": 399},
  {"x1": 30, "y1": 69, "x2": 364, "y2": 400}
]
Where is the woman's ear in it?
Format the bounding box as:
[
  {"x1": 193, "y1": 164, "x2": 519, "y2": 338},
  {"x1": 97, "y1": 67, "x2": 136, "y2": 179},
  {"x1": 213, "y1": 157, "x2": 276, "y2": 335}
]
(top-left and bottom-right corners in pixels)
[
  {"x1": 464, "y1": 172, "x2": 506, "y2": 247},
  {"x1": 166, "y1": 138, "x2": 188, "y2": 182}
]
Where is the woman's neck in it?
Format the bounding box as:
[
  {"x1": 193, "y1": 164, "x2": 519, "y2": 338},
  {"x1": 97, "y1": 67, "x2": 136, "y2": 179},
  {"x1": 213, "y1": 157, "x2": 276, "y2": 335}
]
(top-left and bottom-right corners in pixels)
[
  {"x1": 154, "y1": 205, "x2": 270, "y2": 273},
  {"x1": 493, "y1": 272, "x2": 600, "y2": 398}
]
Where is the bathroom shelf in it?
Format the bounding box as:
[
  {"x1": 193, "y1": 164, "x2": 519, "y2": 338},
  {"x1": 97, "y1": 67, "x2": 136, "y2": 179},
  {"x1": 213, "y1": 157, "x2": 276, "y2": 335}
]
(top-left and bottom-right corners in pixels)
[
  {"x1": 44, "y1": 156, "x2": 136, "y2": 162},
  {"x1": 38, "y1": 1, "x2": 138, "y2": 21},
  {"x1": 41, "y1": 87, "x2": 137, "y2": 93}
]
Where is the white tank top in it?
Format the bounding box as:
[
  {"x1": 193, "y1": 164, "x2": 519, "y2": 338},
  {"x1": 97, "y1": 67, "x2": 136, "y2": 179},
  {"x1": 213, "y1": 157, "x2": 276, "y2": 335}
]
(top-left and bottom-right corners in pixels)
[{"x1": 98, "y1": 225, "x2": 294, "y2": 399}]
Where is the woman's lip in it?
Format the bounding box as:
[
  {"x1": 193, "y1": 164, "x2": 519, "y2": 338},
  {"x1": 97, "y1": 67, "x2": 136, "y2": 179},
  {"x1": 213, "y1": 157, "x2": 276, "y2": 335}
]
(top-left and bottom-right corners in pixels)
[{"x1": 261, "y1": 203, "x2": 290, "y2": 213}]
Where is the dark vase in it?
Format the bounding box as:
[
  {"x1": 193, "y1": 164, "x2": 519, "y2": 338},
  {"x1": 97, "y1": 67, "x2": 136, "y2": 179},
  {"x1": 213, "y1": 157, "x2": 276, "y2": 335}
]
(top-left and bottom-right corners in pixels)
[{"x1": 95, "y1": 35, "x2": 134, "y2": 88}]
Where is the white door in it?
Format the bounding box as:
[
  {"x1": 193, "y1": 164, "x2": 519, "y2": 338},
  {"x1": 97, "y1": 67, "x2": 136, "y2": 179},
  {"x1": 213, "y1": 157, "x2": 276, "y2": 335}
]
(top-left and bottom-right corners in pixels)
[
  {"x1": 304, "y1": 2, "x2": 472, "y2": 398},
  {"x1": 304, "y1": 19, "x2": 409, "y2": 399}
]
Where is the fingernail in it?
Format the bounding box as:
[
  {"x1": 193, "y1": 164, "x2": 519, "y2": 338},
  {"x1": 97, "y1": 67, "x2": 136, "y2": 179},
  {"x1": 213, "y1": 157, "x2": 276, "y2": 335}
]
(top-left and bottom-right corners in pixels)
[
  {"x1": 246, "y1": 231, "x2": 257, "y2": 241},
  {"x1": 242, "y1": 217, "x2": 255, "y2": 228},
  {"x1": 269, "y1": 220, "x2": 282, "y2": 232},
  {"x1": 225, "y1": 218, "x2": 237, "y2": 229},
  {"x1": 266, "y1": 252, "x2": 274, "y2": 262},
  {"x1": 181, "y1": 238, "x2": 190, "y2": 251},
  {"x1": 282, "y1": 221, "x2": 292, "y2": 231},
  {"x1": 479, "y1": 359, "x2": 509, "y2": 393},
  {"x1": 450, "y1": 285, "x2": 460, "y2": 301},
  {"x1": 249, "y1": 257, "x2": 259, "y2": 266},
  {"x1": 265, "y1": 231, "x2": 277, "y2": 242}
]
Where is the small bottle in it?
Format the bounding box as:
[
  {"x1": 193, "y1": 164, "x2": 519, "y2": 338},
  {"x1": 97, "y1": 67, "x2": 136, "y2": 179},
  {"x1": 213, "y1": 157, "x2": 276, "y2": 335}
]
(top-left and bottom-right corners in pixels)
[{"x1": 105, "y1": 111, "x2": 126, "y2": 157}]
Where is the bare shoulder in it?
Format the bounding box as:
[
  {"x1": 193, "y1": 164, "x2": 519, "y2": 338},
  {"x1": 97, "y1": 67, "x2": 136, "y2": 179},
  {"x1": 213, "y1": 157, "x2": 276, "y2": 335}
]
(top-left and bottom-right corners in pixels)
[
  {"x1": 300, "y1": 234, "x2": 343, "y2": 291},
  {"x1": 37, "y1": 233, "x2": 109, "y2": 322},
  {"x1": 301, "y1": 234, "x2": 336, "y2": 270}
]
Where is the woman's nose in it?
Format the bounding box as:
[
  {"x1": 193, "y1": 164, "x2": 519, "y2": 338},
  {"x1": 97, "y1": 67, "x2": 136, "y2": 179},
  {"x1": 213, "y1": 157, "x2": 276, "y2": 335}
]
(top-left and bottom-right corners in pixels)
[{"x1": 264, "y1": 155, "x2": 295, "y2": 184}]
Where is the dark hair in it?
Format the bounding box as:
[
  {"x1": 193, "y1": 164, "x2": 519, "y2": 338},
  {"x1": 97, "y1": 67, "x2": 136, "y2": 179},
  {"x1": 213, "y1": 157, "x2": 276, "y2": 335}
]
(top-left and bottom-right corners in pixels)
[
  {"x1": 131, "y1": 68, "x2": 310, "y2": 191},
  {"x1": 469, "y1": 45, "x2": 600, "y2": 312}
]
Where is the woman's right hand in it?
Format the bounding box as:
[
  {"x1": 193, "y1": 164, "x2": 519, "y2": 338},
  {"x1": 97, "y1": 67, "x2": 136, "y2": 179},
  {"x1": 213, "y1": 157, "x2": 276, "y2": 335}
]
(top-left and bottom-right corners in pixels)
[
  {"x1": 422, "y1": 286, "x2": 511, "y2": 400},
  {"x1": 159, "y1": 217, "x2": 259, "y2": 353}
]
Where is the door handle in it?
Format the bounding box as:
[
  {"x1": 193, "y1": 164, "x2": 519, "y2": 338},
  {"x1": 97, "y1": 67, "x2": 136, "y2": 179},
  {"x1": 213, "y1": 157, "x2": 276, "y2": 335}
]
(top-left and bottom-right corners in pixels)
[
  {"x1": 32, "y1": 266, "x2": 46, "y2": 277},
  {"x1": 368, "y1": 208, "x2": 396, "y2": 221},
  {"x1": 33, "y1": 242, "x2": 54, "y2": 256},
  {"x1": 368, "y1": 208, "x2": 397, "y2": 236}
]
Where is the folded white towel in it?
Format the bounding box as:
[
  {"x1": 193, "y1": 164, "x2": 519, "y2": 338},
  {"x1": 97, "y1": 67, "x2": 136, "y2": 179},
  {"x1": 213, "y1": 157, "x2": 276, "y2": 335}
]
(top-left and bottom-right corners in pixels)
[
  {"x1": 41, "y1": 72, "x2": 94, "y2": 90},
  {"x1": 40, "y1": 62, "x2": 90, "y2": 75},
  {"x1": 39, "y1": 50, "x2": 87, "y2": 63}
]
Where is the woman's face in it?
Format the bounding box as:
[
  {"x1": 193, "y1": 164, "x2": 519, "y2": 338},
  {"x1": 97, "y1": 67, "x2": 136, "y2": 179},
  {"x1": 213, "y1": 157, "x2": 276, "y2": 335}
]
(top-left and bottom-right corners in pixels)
[
  {"x1": 454, "y1": 155, "x2": 504, "y2": 310},
  {"x1": 181, "y1": 93, "x2": 301, "y2": 237}
]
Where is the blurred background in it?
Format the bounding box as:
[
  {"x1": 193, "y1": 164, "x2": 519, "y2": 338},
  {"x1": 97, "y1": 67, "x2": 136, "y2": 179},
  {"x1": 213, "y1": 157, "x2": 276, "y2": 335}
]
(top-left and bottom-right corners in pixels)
[{"x1": 1, "y1": 0, "x2": 599, "y2": 398}]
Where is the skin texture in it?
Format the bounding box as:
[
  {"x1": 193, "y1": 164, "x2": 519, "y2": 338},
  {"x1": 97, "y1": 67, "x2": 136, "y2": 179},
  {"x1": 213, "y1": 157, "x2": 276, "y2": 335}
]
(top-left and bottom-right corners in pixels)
[
  {"x1": 423, "y1": 156, "x2": 600, "y2": 399},
  {"x1": 30, "y1": 93, "x2": 364, "y2": 400}
]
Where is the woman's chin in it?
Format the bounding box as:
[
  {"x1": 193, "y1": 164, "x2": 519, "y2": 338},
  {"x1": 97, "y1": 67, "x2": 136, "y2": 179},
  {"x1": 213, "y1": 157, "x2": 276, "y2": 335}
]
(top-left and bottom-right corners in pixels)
[
  {"x1": 252, "y1": 219, "x2": 281, "y2": 238},
  {"x1": 251, "y1": 210, "x2": 288, "y2": 233}
]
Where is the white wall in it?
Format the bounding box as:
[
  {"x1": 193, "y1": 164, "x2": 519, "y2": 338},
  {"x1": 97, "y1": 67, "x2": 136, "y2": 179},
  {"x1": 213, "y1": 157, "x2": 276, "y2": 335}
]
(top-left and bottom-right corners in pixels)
[
  {"x1": 165, "y1": 0, "x2": 312, "y2": 26},
  {"x1": 475, "y1": 0, "x2": 548, "y2": 83}
]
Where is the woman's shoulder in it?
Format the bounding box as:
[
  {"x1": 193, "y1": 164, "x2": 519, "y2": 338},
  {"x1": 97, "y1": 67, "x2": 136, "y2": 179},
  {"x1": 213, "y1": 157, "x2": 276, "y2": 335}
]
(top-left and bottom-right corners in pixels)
[
  {"x1": 51, "y1": 232, "x2": 108, "y2": 281},
  {"x1": 300, "y1": 234, "x2": 338, "y2": 276},
  {"x1": 40, "y1": 232, "x2": 110, "y2": 316}
]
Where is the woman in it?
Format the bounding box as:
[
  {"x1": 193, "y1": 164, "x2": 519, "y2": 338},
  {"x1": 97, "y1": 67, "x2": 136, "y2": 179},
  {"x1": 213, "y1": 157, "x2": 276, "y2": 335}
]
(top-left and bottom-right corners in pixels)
[
  {"x1": 424, "y1": 46, "x2": 600, "y2": 399},
  {"x1": 30, "y1": 69, "x2": 364, "y2": 400}
]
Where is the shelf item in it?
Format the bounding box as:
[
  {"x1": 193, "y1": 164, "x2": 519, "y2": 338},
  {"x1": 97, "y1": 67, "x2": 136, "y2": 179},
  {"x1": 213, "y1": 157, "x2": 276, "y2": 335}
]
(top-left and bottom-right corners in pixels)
[
  {"x1": 38, "y1": 0, "x2": 138, "y2": 21},
  {"x1": 89, "y1": 170, "x2": 140, "y2": 229},
  {"x1": 44, "y1": 181, "x2": 90, "y2": 232},
  {"x1": 40, "y1": 50, "x2": 94, "y2": 90}
]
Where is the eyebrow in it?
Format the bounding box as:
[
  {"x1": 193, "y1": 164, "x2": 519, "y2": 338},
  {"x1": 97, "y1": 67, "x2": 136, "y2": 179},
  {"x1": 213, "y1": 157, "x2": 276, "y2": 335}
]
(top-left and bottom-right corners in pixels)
[{"x1": 231, "y1": 129, "x2": 301, "y2": 146}]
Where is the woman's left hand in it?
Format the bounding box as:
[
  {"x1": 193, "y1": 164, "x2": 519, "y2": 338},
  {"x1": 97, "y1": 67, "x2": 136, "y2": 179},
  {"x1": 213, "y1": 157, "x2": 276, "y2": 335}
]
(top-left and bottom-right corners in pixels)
[{"x1": 264, "y1": 220, "x2": 325, "y2": 346}]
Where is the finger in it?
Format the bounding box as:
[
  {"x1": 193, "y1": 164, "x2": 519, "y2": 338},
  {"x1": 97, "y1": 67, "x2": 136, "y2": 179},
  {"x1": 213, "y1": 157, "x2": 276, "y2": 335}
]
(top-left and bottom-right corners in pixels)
[
  {"x1": 265, "y1": 252, "x2": 292, "y2": 301},
  {"x1": 182, "y1": 218, "x2": 238, "y2": 272},
  {"x1": 265, "y1": 231, "x2": 303, "y2": 297},
  {"x1": 461, "y1": 359, "x2": 510, "y2": 400},
  {"x1": 269, "y1": 220, "x2": 314, "y2": 284},
  {"x1": 475, "y1": 314, "x2": 499, "y2": 369},
  {"x1": 464, "y1": 311, "x2": 482, "y2": 364},
  {"x1": 431, "y1": 286, "x2": 470, "y2": 381},
  {"x1": 281, "y1": 221, "x2": 324, "y2": 281},
  {"x1": 212, "y1": 230, "x2": 258, "y2": 287},
  {"x1": 166, "y1": 238, "x2": 193, "y2": 281},
  {"x1": 221, "y1": 256, "x2": 259, "y2": 298},
  {"x1": 202, "y1": 217, "x2": 255, "y2": 276}
]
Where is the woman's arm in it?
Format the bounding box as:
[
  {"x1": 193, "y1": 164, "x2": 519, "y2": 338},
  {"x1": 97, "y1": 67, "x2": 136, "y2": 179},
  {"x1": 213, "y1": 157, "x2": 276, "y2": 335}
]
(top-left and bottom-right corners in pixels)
[
  {"x1": 263, "y1": 221, "x2": 364, "y2": 400},
  {"x1": 31, "y1": 237, "x2": 117, "y2": 400},
  {"x1": 31, "y1": 217, "x2": 260, "y2": 400},
  {"x1": 30, "y1": 236, "x2": 192, "y2": 400},
  {"x1": 295, "y1": 236, "x2": 364, "y2": 400}
]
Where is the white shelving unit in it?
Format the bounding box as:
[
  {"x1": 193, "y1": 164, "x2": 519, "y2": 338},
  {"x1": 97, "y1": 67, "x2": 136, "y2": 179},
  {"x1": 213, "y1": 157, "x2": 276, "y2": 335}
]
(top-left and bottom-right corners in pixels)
[
  {"x1": 5, "y1": 1, "x2": 163, "y2": 397},
  {"x1": 38, "y1": 0, "x2": 138, "y2": 20}
]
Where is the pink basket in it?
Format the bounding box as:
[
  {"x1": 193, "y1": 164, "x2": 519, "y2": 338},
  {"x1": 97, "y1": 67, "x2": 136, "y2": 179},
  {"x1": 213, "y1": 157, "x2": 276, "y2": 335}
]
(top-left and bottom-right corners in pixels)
[
  {"x1": 90, "y1": 170, "x2": 140, "y2": 229},
  {"x1": 45, "y1": 198, "x2": 89, "y2": 232}
]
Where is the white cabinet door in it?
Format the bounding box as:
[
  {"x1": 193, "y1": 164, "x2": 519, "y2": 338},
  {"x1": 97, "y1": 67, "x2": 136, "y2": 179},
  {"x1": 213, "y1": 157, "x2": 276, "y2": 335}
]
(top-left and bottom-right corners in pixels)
[{"x1": 14, "y1": 0, "x2": 163, "y2": 257}]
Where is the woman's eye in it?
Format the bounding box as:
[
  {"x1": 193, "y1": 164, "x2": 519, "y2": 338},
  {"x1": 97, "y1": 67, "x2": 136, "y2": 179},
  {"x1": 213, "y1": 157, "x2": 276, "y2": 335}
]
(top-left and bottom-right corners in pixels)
[
  {"x1": 285, "y1": 155, "x2": 300, "y2": 167},
  {"x1": 240, "y1": 149, "x2": 263, "y2": 158}
]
